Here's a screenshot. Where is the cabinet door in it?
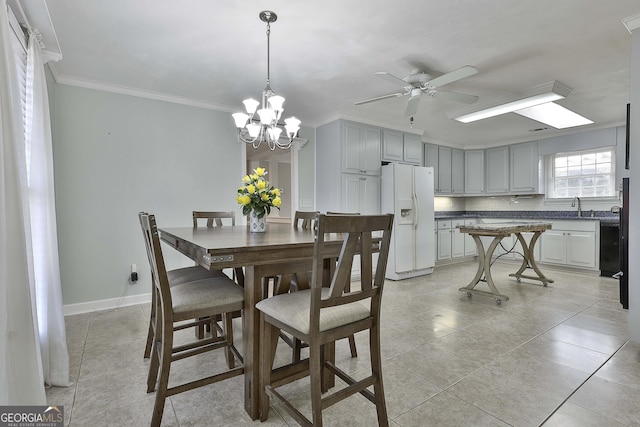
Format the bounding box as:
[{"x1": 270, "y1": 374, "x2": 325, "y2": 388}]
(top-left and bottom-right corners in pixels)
[
  {"x1": 403, "y1": 133, "x2": 423, "y2": 165},
  {"x1": 540, "y1": 230, "x2": 567, "y2": 264},
  {"x1": 464, "y1": 219, "x2": 477, "y2": 256},
  {"x1": 510, "y1": 141, "x2": 539, "y2": 193},
  {"x1": 438, "y1": 146, "x2": 452, "y2": 193},
  {"x1": 437, "y1": 229, "x2": 452, "y2": 260},
  {"x1": 566, "y1": 231, "x2": 596, "y2": 268},
  {"x1": 341, "y1": 174, "x2": 380, "y2": 215},
  {"x1": 465, "y1": 150, "x2": 485, "y2": 194},
  {"x1": 342, "y1": 122, "x2": 363, "y2": 174},
  {"x1": 451, "y1": 220, "x2": 465, "y2": 258},
  {"x1": 381, "y1": 129, "x2": 403, "y2": 162},
  {"x1": 451, "y1": 149, "x2": 465, "y2": 193},
  {"x1": 362, "y1": 126, "x2": 381, "y2": 175},
  {"x1": 342, "y1": 122, "x2": 380, "y2": 175},
  {"x1": 424, "y1": 144, "x2": 439, "y2": 191},
  {"x1": 486, "y1": 146, "x2": 509, "y2": 193}
]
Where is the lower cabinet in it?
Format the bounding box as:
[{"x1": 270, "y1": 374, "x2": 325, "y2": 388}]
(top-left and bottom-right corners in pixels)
[
  {"x1": 539, "y1": 220, "x2": 597, "y2": 269},
  {"x1": 436, "y1": 219, "x2": 475, "y2": 262}
]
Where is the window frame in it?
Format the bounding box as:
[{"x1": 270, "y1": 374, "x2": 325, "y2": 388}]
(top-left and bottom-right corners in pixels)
[{"x1": 544, "y1": 146, "x2": 617, "y2": 201}]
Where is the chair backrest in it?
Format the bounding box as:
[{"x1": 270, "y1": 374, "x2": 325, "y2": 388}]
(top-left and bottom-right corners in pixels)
[
  {"x1": 326, "y1": 211, "x2": 360, "y2": 215},
  {"x1": 140, "y1": 213, "x2": 173, "y2": 314},
  {"x1": 293, "y1": 211, "x2": 319, "y2": 230},
  {"x1": 309, "y1": 214, "x2": 393, "y2": 328},
  {"x1": 193, "y1": 211, "x2": 236, "y2": 228},
  {"x1": 138, "y1": 211, "x2": 157, "y2": 280}
]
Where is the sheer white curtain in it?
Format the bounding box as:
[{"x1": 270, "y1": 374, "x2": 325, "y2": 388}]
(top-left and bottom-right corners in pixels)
[
  {"x1": 1, "y1": 0, "x2": 70, "y2": 403},
  {"x1": 26, "y1": 29, "x2": 70, "y2": 388},
  {"x1": 0, "y1": 0, "x2": 45, "y2": 404}
]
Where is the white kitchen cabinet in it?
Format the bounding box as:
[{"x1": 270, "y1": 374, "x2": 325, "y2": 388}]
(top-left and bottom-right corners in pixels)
[
  {"x1": 437, "y1": 220, "x2": 452, "y2": 261},
  {"x1": 341, "y1": 174, "x2": 380, "y2": 215},
  {"x1": 452, "y1": 148, "x2": 465, "y2": 194},
  {"x1": 485, "y1": 146, "x2": 509, "y2": 193},
  {"x1": 424, "y1": 144, "x2": 439, "y2": 191},
  {"x1": 403, "y1": 133, "x2": 423, "y2": 165},
  {"x1": 342, "y1": 121, "x2": 381, "y2": 176},
  {"x1": 539, "y1": 220, "x2": 597, "y2": 269},
  {"x1": 465, "y1": 150, "x2": 485, "y2": 194},
  {"x1": 464, "y1": 219, "x2": 477, "y2": 256},
  {"x1": 451, "y1": 219, "x2": 466, "y2": 258},
  {"x1": 381, "y1": 129, "x2": 422, "y2": 165},
  {"x1": 381, "y1": 129, "x2": 403, "y2": 162},
  {"x1": 437, "y1": 146, "x2": 452, "y2": 193},
  {"x1": 510, "y1": 141, "x2": 539, "y2": 193}
]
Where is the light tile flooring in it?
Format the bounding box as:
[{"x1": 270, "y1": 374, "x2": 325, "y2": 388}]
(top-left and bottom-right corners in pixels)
[{"x1": 47, "y1": 261, "x2": 640, "y2": 426}]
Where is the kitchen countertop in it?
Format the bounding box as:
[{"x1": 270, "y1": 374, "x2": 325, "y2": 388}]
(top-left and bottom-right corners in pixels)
[{"x1": 435, "y1": 210, "x2": 620, "y2": 223}]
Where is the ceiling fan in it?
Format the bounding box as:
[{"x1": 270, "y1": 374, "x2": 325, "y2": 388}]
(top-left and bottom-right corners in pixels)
[{"x1": 355, "y1": 65, "x2": 479, "y2": 117}]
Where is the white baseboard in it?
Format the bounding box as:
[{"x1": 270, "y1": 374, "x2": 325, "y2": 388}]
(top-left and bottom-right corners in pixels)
[{"x1": 63, "y1": 292, "x2": 152, "y2": 316}]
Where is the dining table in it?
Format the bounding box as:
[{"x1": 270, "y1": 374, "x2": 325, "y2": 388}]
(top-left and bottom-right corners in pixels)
[{"x1": 158, "y1": 223, "x2": 339, "y2": 420}]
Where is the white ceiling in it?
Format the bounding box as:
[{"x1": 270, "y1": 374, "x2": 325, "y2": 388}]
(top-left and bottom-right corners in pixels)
[{"x1": 36, "y1": 0, "x2": 640, "y2": 148}]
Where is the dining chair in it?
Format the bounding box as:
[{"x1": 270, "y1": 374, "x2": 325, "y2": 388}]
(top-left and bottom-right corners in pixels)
[
  {"x1": 257, "y1": 213, "x2": 393, "y2": 426},
  {"x1": 270, "y1": 211, "x2": 320, "y2": 362},
  {"x1": 139, "y1": 212, "x2": 228, "y2": 358},
  {"x1": 141, "y1": 213, "x2": 245, "y2": 427},
  {"x1": 192, "y1": 210, "x2": 245, "y2": 337},
  {"x1": 192, "y1": 210, "x2": 236, "y2": 228}
]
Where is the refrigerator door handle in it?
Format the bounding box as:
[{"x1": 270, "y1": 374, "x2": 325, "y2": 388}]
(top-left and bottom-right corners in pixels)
[{"x1": 412, "y1": 190, "x2": 419, "y2": 229}]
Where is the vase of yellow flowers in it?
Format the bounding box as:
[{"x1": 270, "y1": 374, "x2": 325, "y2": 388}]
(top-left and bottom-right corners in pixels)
[{"x1": 237, "y1": 167, "x2": 282, "y2": 232}]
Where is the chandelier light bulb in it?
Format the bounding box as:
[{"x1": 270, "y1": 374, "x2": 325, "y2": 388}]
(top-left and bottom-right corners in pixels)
[
  {"x1": 257, "y1": 108, "x2": 275, "y2": 125},
  {"x1": 243, "y1": 99, "x2": 260, "y2": 115},
  {"x1": 268, "y1": 95, "x2": 285, "y2": 112},
  {"x1": 268, "y1": 127, "x2": 282, "y2": 141},
  {"x1": 284, "y1": 117, "x2": 301, "y2": 137},
  {"x1": 246, "y1": 123, "x2": 261, "y2": 138},
  {"x1": 232, "y1": 113, "x2": 249, "y2": 128}
]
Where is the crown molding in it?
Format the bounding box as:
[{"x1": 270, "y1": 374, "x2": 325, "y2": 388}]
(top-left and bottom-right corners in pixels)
[{"x1": 623, "y1": 12, "x2": 640, "y2": 33}]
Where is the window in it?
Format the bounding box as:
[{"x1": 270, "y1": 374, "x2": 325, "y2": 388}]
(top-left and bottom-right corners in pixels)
[{"x1": 546, "y1": 147, "x2": 615, "y2": 198}]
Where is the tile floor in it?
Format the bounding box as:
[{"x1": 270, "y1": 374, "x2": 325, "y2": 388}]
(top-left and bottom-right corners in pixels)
[{"x1": 46, "y1": 261, "x2": 640, "y2": 426}]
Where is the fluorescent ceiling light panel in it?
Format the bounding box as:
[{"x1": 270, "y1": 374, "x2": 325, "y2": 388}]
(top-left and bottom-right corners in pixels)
[
  {"x1": 514, "y1": 102, "x2": 593, "y2": 129},
  {"x1": 451, "y1": 81, "x2": 572, "y2": 123}
]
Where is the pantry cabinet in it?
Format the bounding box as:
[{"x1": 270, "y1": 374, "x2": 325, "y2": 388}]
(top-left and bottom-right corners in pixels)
[
  {"x1": 381, "y1": 129, "x2": 422, "y2": 165},
  {"x1": 342, "y1": 121, "x2": 381, "y2": 175}
]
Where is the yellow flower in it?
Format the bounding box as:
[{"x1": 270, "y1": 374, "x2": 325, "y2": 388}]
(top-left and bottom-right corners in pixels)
[
  {"x1": 242, "y1": 175, "x2": 251, "y2": 184},
  {"x1": 251, "y1": 174, "x2": 258, "y2": 180},
  {"x1": 261, "y1": 193, "x2": 270, "y2": 201},
  {"x1": 273, "y1": 196, "x2": 282, "y2": 207},
  {"x1": 237, "y1": 194, "x2": 251, "y2": 205},
  {"x1": 255, "y1": 167, "x2": 266, "y2": 176},
  {"x1": 270, "y1": 188, "x2": 280, "y2": 196},
  {"x1": 257, "y1": 180, "x2": 267, "y2": 190},
  {"x1": 246, "y1": 184, "x2": 256, "y2": 194}
]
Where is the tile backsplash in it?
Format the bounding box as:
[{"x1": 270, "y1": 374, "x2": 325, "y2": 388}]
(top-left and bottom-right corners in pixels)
[{"x1": 435, "y1": 194, "x2": 622, "y2": 214}]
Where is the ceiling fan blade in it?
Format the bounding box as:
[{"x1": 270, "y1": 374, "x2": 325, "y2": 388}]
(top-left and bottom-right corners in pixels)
[
  {"x1": 405, "y1": 93, "x2": 421, "y2": 117},
  {"x1": 434, "y1": 90, "x2": 479, "y2": 104},
  {"x1": 355, "y1": 92, "x2": 405, "y2": 105},
  {"x1": 426, "y1": 65, "x2": 478, "y2": 89},
  {"x1": 375, "y1": 71, "x2": 409, "y2": 88}
]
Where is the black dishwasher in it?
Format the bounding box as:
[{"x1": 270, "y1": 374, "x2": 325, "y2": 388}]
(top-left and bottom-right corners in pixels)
[{"x1": 600, "y1": 221, "x2": 620, "y2": 277}]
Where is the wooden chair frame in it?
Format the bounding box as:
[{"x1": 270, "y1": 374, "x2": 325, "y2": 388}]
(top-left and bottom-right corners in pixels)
[
  {"x1": 142, "y1": 213, "x2": 244, "y2": 427},
  {"x1": 257, "y1": 214, "x2": 393, "y2": 426}
]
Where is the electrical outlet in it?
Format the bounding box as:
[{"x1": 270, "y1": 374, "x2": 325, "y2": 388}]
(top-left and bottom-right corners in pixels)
[{"x1": 129, "y1": 264, "x2": 138, "y2": 284}]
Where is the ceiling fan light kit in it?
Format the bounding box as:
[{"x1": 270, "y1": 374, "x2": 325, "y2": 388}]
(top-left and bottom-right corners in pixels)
[
  {"x1": 450, "y1": 80, "x2": 573, "y2": 123},
  {"x1": 232, "y1": 10, "x2": 301, "y2": 150}
]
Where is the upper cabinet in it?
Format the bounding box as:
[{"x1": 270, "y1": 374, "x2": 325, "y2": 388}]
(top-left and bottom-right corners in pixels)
[
  {"x1": 485, "y1": 146, "x2": 509, "y2": 194},
  {"x1": 451, "y1": 148, "x2": 465, "y2": 194},
  {"x1": 342, "y1": 121, "x2": 381, "y2": 175},
  {"x1": 509, "y1": 141, "x2": 540, "y2": 194},
  {"x1": 464, "y1": 149, "x2": 485, "y2": 194},
  {"x1": 424, "y1": 143, "x2": 439, "y2": 191},
  {"x1": 437, "y1": 146, "x2": 453, "y2": 193},
  {"x1": 381, "y1": 129, "x2": 422, "y2": 165}
]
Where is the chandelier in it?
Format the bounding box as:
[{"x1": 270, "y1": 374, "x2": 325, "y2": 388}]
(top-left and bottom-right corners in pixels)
[{"x1": 232, "y1": 11, "x2": 301, "y2": 150}]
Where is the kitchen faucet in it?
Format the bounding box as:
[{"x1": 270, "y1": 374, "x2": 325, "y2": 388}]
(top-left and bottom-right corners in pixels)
[{"x1": 571, "y1": 196, "x2": 582, "y2": 217}]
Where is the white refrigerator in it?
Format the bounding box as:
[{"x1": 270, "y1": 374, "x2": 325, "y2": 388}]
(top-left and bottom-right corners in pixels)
[{"x1": 381, "y1": 163, "x2": 435, "y2": 280}]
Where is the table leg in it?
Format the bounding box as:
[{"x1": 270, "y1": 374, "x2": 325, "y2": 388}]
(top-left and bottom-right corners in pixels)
[
  {"x1": 508, "y1": 231, "x2": 554, "y2": 286},
  {"x1": 243, "y1": 265, "x2": 263, "y2": 420},
  {"x1": 459, "y1": 234, "x2": 510, "y2": 303}
]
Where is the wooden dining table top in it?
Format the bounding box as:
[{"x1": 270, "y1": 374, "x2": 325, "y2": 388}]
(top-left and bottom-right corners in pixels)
[{"x1": 159, "y1": 223, "x2": 320, "y2": 270}]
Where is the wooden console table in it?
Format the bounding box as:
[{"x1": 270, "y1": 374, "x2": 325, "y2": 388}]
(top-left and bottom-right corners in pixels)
[{"x1": 456, "y1": 222, "x2": 554, "y2": 304}]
